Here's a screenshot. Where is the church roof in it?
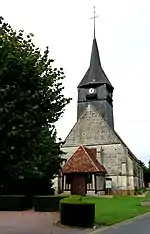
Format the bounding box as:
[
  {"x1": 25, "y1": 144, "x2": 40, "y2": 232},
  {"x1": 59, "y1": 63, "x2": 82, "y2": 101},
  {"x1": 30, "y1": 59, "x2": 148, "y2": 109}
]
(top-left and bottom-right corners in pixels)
[
  {"x1": 62, "y1": 145, "x2": 107, "y2": 174},
  {"x1": 78, "y1": 38, "x2": 113, "y2": 89}
]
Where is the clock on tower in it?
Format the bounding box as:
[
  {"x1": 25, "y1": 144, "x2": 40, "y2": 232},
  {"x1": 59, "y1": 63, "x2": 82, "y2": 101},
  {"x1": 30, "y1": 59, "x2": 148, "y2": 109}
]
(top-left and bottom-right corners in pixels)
[{"x1": 89, "y1": 88, "x2": 95, "y2": 94}]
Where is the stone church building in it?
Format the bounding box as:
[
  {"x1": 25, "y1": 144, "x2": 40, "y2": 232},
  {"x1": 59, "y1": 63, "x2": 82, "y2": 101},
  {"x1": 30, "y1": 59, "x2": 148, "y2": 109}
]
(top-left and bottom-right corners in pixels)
[{"x1": 59, "y1": 33, "x2": 144, "y2": 196}]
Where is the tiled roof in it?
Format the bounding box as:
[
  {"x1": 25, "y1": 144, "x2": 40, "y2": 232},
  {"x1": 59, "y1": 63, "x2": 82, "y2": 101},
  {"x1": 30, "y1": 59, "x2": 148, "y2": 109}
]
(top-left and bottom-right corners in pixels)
[{"x1": 62, "y1": 145, "x2": 107, "y2": 174}]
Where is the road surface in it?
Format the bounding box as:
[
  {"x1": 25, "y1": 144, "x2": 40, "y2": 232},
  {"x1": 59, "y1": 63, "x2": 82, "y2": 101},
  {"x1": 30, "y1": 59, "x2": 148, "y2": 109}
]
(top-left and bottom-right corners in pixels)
[{"x1": 88, "y1": 214, "x2": 150, "y2": 234}]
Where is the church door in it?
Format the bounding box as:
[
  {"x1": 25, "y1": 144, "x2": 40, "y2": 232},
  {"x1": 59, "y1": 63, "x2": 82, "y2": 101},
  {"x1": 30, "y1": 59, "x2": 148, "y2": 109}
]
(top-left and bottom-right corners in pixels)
[{"x1": 71, "y1": 174, "x2": 87, "y2": 195}]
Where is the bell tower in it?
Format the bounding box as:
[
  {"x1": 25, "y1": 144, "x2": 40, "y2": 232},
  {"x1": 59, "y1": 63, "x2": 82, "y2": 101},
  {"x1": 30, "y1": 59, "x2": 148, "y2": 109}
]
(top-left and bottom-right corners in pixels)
[{"x1": 77, "y1": 18, "x2": 114, "y2": 129}]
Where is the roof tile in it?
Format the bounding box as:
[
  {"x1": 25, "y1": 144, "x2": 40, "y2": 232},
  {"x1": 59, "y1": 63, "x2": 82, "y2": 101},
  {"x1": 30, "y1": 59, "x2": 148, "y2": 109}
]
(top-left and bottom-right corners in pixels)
[{"x1": 62, "y1": 145, "x2": 107, "y2": 174}]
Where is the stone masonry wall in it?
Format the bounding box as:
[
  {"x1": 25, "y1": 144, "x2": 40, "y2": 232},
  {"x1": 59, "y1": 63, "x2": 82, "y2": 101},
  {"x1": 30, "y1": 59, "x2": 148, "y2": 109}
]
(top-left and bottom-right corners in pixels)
[{"x1": 64, "y1": 105, "x2": 119, "y2": 147}]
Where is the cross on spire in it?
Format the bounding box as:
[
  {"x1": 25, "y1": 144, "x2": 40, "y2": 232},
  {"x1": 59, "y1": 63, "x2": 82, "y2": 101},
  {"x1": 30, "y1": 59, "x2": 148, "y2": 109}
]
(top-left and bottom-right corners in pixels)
[{"x1": 90, "y1": 6, "x2": 99, "y2": 38}]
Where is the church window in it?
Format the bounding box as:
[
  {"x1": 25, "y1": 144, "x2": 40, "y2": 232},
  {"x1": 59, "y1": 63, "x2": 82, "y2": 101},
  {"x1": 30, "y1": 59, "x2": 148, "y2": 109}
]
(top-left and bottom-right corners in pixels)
[
  {"x1": 133, "y1": 164, "x2": 136, "y2": 176},
  {"x1": 121, "y1": 162, "x2": 126, "y2": 175}
]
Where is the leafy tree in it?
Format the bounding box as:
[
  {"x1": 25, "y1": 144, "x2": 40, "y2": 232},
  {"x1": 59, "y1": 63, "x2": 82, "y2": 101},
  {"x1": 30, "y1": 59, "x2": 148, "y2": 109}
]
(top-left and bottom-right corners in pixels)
[
  {"x1": 139, "y1": 160, "x2": 150, "y2": 187},
  {"x1": 0, "y1": 17, "x2": 71, "y2": 185},
  {"x1": 139, "y1": 160, "x2": 147, "y2": 172}
]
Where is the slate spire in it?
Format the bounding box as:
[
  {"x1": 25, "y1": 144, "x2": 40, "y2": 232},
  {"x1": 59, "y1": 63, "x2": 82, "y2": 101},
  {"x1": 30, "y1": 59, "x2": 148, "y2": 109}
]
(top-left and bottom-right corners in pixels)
[
  {"x1": 78, "y1": 36, "x2": 113, "y2": 89},
  {"x1": 77, "y1": 9, "x2": 114, "y2": 129}
]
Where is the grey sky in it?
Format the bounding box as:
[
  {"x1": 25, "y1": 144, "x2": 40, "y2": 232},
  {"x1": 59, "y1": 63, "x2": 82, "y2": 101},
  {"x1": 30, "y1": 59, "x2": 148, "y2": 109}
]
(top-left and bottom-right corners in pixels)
[{"x1": 1, "y1": 0, "x2": 150, "y2": 164}]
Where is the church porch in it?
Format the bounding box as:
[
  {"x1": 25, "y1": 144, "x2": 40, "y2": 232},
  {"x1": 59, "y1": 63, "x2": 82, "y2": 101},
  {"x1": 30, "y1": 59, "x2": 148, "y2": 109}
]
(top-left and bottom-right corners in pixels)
[
  {"x1": 62, "y1": 172, "x2": 106, "y2": 195},
  {"x1": 61, "y1": 145, "x2": 107, "y2": 196}
]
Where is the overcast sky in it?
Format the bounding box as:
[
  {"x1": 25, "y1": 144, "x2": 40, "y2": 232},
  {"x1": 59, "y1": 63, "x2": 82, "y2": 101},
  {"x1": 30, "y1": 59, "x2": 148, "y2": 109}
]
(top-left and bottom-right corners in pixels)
[{"x1": 1, "y1": 0, "x2": 150, "y2": 164}]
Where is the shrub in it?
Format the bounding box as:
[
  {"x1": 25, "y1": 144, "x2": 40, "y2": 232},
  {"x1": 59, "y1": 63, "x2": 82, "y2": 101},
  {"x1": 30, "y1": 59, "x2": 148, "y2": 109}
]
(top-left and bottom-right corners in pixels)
[
  {"x1": 33, "y1": 195, "x2": 67, "y2": 212},
  {"x1": 60, "y1": 196, "x2": 95, "y2": 227},
  {"x1": 134, "y1": 187, "x2": 146, "y2": 195},
  {"x1": 142, "y1": 187, "x2": 146, "y2": 193},
  {"x1": 0, "y1": 195, "x2": 28, "y2": 211}
]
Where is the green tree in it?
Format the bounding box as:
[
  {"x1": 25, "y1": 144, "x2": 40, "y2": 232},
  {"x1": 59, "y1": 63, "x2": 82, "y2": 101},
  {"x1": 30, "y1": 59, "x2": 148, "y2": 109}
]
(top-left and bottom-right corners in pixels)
[
  {"x1": 0, "y1": 17, "x2": 70, "y2": 184},
  {"x1": 139, "y1": 160, "x2": 147, "y2": 171},
  {"x1": 139, "y1": 160, "x2": 150, "y2": 187}
]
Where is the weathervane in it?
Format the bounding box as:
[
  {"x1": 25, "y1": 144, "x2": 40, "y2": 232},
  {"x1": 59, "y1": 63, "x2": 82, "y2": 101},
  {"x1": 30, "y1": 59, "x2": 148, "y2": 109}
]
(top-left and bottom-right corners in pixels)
[{"x1": 90, "y1": 6, "x2": 99, "y2": 38}]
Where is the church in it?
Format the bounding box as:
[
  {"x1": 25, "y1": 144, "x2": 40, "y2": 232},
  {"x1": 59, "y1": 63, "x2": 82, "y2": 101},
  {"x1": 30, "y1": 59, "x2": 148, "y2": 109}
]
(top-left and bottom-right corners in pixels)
[{"x1": 59, "y1": 20, "x2": 144, "y2": 196}]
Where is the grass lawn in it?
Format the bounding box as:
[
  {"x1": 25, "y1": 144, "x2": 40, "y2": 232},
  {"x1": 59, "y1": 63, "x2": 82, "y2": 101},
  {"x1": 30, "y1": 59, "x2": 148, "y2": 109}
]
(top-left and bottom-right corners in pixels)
[{"x1": 75, "y1": 193, "x2": 150, "y2": 226}]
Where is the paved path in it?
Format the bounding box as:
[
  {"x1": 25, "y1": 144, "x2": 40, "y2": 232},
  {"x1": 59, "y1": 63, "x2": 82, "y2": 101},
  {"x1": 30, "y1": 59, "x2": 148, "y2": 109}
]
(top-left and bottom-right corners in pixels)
[
  {"x1": 0, "y1": 210, "x2": 86, "y2": 234},
  {"x1": 1, "y1": 211, "x2": 150, "y2": 234},
  {"x1": 88, "y1": 214, "x2": 150, "y2": 234}
]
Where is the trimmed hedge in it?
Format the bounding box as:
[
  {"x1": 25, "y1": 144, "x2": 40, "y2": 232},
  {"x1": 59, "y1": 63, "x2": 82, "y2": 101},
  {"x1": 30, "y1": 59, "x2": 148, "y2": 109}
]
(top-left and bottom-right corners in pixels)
[
  {"x1": 60, "y1": 196, "x2": 95, "y2": 227},
  {"x1": 33, "y1": 195, "x2": 67, "y2": 212},
  {"x1": 0, "y1": 195, "x2": 28, "y2": 211}
]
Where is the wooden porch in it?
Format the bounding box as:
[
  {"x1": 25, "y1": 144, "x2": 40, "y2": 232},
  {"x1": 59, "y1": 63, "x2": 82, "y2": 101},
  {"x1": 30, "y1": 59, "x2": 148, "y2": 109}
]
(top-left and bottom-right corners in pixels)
[{"x1": 61, "y1": 146, "x2": 107, "y2": 195}]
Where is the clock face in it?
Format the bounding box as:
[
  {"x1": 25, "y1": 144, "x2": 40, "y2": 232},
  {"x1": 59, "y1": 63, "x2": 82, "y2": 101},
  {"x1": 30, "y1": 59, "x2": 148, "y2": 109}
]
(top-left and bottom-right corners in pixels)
[{"x1": 89, "y1": 88, "x2": 95, "y2": 94}]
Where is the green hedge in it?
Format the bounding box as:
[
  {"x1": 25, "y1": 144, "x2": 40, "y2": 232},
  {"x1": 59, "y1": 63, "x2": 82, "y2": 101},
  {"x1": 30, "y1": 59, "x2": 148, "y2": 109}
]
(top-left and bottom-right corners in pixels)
[
  {"x1": 0, "y1": 195, "x2": 28, "y2": 211},
  {"x1": 33, "y1": 195, "x2": 67, "y2": 212},
  {"x1": 60, "y1": 196, "x2": 95, "y2": 227}
]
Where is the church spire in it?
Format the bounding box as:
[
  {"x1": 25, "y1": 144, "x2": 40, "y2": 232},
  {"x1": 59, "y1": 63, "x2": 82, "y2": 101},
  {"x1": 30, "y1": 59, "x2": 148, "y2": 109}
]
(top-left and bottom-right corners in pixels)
[{"x1": 78, "y1": 8, "x2": 113, "y2": 90}]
